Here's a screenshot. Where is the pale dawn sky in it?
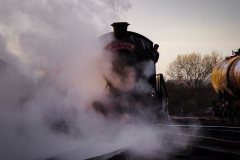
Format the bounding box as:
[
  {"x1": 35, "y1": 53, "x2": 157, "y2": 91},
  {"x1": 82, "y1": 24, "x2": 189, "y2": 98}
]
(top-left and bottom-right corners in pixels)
[{"x1": 121, "y1": 0, "x2": 240, "y2": 74}]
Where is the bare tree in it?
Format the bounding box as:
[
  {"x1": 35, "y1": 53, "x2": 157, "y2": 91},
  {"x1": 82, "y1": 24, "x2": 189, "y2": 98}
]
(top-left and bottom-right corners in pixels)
[{"x1": 167, "y1": 51, "x2": 222, "y2": 92}]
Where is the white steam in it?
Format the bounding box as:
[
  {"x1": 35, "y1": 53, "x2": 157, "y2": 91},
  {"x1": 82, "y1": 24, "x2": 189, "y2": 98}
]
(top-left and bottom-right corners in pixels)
[{"x1": 0, "y1": 1, "x2": 197, "y2": 160}]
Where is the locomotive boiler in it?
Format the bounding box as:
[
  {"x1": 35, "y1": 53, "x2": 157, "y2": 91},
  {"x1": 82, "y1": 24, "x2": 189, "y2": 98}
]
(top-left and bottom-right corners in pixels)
[
  {"x1": 211, "y1": 49, "x2": 240, "y2": 120},
  {"x1": 93, "y1": 22, "x2": 168, "y2": 121}
]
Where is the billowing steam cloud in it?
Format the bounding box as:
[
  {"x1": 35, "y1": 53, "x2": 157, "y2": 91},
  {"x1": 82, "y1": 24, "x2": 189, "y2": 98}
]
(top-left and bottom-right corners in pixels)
[{"x1": 0, "y1": 1, "x2": 197, "y2": 160}]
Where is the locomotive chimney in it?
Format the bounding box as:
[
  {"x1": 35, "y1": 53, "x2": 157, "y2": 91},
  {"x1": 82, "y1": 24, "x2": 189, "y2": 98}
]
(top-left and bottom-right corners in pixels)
[{"x1": 111, "y1": 22, "x2": 129, "y2": 38}]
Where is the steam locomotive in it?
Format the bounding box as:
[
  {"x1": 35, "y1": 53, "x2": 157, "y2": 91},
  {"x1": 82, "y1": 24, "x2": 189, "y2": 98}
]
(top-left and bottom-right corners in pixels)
[
  {"x1": 211, "y1": 49, "x2": 240, "y2": 120},
  {"x1": 93, "y1": 22, "x2": 168, "y2": 121}
]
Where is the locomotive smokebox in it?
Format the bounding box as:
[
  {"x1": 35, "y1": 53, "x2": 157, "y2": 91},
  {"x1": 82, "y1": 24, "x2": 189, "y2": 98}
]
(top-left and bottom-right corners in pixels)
[{"x1": 111, "y1": 22, "x2": 129, "y2": 38}]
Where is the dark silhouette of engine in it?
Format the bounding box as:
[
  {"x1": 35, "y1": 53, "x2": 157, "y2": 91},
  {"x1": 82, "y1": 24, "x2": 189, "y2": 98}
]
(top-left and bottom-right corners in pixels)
[{"x1": 93, "y1": 22, "x2": 168, "y2": 121}]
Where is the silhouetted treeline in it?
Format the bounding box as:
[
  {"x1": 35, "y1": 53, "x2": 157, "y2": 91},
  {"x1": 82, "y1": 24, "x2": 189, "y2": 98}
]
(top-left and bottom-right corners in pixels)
[
  {"x1": 165, "y1": 51, "x2": 223, "y2": 116},
  {"x1": 166, "y1": 80, "x2": 217, "y2": 116}
]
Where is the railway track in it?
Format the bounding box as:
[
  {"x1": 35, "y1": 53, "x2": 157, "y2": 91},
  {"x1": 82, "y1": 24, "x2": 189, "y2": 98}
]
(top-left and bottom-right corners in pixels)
[
  {"x1": 85, "y1": 124, "x2": 240, "y2": 160},
  {"x1": 44, "y1": 122, "x2": 240, "y2": 160}
]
